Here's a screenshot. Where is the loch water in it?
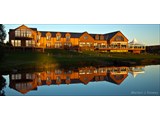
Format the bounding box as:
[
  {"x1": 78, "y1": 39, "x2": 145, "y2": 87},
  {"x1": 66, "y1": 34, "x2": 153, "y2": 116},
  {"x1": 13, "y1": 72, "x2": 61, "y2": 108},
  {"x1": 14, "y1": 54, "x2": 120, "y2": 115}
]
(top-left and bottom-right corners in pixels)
[{"x1": 0, "y1": 65, "x2": 159, "y2": 96}]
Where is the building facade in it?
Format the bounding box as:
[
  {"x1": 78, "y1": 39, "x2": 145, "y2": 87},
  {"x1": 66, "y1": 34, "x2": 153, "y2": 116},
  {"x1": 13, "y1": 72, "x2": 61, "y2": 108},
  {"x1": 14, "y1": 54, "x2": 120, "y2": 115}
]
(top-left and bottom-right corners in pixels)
[{"x1": 9, "y1": 25, "x2": 145, "y2": 53}]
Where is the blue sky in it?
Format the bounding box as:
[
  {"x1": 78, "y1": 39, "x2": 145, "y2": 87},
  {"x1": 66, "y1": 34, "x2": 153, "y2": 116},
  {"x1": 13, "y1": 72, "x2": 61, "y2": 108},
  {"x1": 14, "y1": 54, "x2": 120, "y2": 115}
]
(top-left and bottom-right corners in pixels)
[{"x1": 4, "y1": 24, "x2": 160, "y2": 45}]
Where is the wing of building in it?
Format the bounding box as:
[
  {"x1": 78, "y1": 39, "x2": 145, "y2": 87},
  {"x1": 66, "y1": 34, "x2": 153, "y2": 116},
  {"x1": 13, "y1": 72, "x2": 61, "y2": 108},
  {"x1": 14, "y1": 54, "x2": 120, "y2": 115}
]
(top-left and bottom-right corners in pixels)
[{"x1": 9, "y1": 24, "x2": 145, "y2": 53}]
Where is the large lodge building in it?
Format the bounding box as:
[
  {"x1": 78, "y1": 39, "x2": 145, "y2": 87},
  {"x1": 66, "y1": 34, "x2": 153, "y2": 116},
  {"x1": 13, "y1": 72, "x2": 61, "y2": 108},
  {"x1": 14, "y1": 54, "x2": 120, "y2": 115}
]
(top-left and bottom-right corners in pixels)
[{"x1": 9, "y1": 25, "x2": 145, "y2": 53}]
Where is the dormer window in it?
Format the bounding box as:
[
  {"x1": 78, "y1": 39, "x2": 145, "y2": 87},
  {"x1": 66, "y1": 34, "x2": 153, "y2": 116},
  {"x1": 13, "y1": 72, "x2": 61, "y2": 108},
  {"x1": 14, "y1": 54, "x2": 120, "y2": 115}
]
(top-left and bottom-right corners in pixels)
[
  {"x1": 56, "y1": 33, "x2": 61, "y2": 41},
  {"x1": 66, "y1": 33, "x2": 71, "y2": 41},
  {"x1": 95, "y1": 35, "x2": 99, "y2": 40},
  {"x1": 46, "y1": 35, "x2": 51, "y2": 40},
  {"x1": 100, "y1": 35, "x2": 104, "y2": 40},
  {"x1": 37, "y1": 34, "x2": 41, "y2": 40},
  {"x1": 46, "y1": 32, "x2": 51, "y2": 40}
]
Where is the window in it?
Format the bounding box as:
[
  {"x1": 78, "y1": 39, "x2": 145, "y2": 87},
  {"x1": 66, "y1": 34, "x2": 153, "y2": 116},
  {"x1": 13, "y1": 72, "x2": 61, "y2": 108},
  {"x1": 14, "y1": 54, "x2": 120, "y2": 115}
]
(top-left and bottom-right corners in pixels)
[
  {"x1": 15, "y1": 30, "x2": 20, "y2": 37},
  {"x1": 17, "y1": 40, "x2": 21, "y2": 46},
  {"x1": 26, "y1": 40, "x2": 32, "y2": 46},
  {"x1": 66, "y1": 36, "x2": 70, "y2": 41},
  {"x1": 55, "y1": 42, "x2": 62, "y2": 48},
  {"x1": 55, "y1": 69, "x2": 62, "y2": 74},
  {"x1": 79, "y1": 42, "x2": 85, "y2": 47},
  {"x1": 114, "y1": 36, "x2": 124, "y2": 41},
  {"x1": 100, "y1": 35, "x2": 104, "y2": 40},
  {"x1": 11, "y1": 40, "x2": 14, "y2": 46},
  {"x1": 95, "y1": 35, "x2": 99, "y2": 40},
  {"x1": 46, "y1": 42, "x2": 51, "y2": 47},
  {"x1": 66, "y1": 76, "x2": 70, "y2": 81},
  {"x1": 84, "y1": 36, "x2": 88, "y2": 40},
  {"x1": 37, "y1": 35, "x2": 41, "y2": 40},
  {"x1": 26, "y1": 73, "x2": 32, "y2": 79},
  {"x1": 12, "y1": 40, "x2": 21, "y2": 46},
  {"x1": 26, "y1": 30, "x2": 32, "y2": 37},
  {"x1": 46, "y1": 35, "x2": 51, "y2": 40},
  {"x1": 15, "y1": 29, "x2": 32, "y2": 37},
  {"x1": 56, "y1": 76, "x2": 61, "y2": 83},
  {"x1": 64, "y1": 42, "x2": 72, "y2": 47},
  {"x1": 56, "y1": 35, "x2": 61, "y2": 41}
]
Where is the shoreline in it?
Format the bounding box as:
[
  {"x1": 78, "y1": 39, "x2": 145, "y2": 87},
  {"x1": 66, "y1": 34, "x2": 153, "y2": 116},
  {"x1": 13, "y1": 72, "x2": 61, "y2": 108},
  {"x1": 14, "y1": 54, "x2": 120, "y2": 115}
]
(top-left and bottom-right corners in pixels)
[{"x1": 0, "y1": 50, "x2": 160, "y2": 73}]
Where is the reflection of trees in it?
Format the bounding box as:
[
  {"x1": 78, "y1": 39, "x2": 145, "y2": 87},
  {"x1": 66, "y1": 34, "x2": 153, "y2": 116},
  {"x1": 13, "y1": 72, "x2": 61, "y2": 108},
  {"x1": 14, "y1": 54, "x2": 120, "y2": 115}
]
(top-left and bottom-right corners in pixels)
[{"x1": 0, "y1": 75, "x2": 6, "y2": 96}]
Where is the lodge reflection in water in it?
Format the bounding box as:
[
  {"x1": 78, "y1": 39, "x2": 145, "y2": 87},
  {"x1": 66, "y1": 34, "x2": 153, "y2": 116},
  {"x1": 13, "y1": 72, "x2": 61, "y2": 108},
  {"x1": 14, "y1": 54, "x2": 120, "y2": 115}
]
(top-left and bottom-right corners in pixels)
[{"x1": 9, "y1": 66, "x2": 145, "y2": 94}]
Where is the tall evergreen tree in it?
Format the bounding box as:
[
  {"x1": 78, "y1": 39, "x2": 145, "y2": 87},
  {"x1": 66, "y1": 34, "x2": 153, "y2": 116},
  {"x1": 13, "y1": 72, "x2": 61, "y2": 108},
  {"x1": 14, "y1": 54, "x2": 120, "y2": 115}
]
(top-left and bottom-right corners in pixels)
[{"x1": 0, "y1": 24, "x2": 6, "y2": 43}]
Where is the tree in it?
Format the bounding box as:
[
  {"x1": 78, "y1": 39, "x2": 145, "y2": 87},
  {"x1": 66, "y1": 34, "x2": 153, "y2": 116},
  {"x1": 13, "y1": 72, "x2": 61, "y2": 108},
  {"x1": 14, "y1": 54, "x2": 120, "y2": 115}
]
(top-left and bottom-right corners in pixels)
[
  {"x1": 0, "y1": 24, "x2": 6, "y2": 43},
  {"x1": 0, "y1": 75, "x2": 6, "y2": 96}
]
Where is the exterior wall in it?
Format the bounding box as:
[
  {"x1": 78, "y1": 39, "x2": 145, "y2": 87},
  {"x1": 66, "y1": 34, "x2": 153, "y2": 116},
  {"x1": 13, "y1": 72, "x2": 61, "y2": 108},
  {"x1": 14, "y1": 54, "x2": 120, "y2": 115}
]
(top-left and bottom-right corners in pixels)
[
  {"x1": 109, "y1": 32, "x2": 128, "y2": 48},
  {"x1": 9, "y1": 25, "x2": 145, "y2": 54},
  {"x1": 79, "y1": 32, "x2": 95, "y2": 50}
]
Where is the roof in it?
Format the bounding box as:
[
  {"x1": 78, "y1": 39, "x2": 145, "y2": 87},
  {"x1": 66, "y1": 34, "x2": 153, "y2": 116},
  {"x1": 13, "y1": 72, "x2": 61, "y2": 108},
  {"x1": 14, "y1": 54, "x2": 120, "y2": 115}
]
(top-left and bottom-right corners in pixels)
[
  {"x1": 40, "y1": 31, "x2": 83, "y2": 38},
  {"x1": 9, "y1": 24, "x2": 121, "y2": 40},
  {"x1": 104, "y1": 31, "x2": 120, "y2": 40},
  {"x1": 40, "y1": 31, "x2": 120, "y2": 40},
  {"x1": 129, "y1": 38, "x2": 145, "y2": 45}
]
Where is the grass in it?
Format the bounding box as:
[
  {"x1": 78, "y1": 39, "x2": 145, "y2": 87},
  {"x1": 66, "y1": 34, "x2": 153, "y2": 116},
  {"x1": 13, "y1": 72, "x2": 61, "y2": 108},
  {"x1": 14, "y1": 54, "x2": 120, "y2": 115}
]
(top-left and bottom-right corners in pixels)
[{"x1": 0, "y1": 49, "x2": 160, "y2": 72}]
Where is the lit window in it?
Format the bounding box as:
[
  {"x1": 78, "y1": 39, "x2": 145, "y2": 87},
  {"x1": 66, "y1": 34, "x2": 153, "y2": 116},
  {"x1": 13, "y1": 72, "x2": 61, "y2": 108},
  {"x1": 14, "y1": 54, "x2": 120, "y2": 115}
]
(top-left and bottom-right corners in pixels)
[
  {"x1": 46, "y1": 42, "x2": 51, "y2": 47},
  {"x1": 56, "y1": 35, "x2": 61, "y2": 41},
  {"x1": 37, "y1": 35, "x2": 41, "y2": 40},
  {"x1": 11, "y1": 40, "x2": 14, "y2": 46},
  {"x1": 46, "y1": 35, "x2": 51, "y2": 40},
  {"x1": 66, "y1": 36, "x2": 70, "y2": 41},
  {"x1": 26, "y1": 40, "x2": 32, "y2": 47},
  {"x1": 55, "y1": 42, "x2": 62, "y2": 48},
  {"x1": 64, "y1": 42, "x2": 72, "y2": 47}
]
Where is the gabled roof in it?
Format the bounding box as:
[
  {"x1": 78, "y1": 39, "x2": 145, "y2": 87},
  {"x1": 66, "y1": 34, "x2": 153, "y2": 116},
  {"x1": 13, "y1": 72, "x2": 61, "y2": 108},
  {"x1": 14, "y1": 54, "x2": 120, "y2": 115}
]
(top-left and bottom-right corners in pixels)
[
  {"x1": 89, "y1": 31, "x2": 120, "y2": 40},
  {"x1": 9, "y1": 24, "x2": 37, "y2": 32},
  {"x1": 40, "y1": 31, "x2": 83, "y2": 38},
  {"x1": 104, "y1": 31, "x2": 120, "y2": 40}
]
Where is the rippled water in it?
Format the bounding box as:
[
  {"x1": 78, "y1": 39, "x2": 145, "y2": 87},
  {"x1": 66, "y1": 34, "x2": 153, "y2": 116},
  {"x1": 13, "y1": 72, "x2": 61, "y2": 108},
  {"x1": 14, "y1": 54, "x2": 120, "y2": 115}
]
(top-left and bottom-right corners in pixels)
[{"x1": 1, "y1": 65, "x2": 159, "y2": 96}]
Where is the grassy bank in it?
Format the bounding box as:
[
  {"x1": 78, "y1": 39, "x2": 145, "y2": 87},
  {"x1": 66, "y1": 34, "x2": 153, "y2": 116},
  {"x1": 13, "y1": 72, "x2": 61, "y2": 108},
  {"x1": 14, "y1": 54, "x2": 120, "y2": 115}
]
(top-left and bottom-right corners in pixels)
[{"x1": 0, "y1": 49, "x2": 160, "y2": 72}]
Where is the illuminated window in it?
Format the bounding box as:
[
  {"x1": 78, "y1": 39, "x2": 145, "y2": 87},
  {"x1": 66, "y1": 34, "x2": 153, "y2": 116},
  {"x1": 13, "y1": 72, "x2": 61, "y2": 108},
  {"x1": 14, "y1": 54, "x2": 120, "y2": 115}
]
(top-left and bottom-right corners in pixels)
[
  {"x1": 11, "y1": 40, "x2": 14, "y2": 46},
  {"x1": 79, "y1": 42, "x2": 85, "y2": 47},
  {"x1": 66, "y1": 36, "x2": 70, "y2": 41},
  {"x1": 46, "y1": 42, "x2": 51, "y2": 47},
  {"x1": 55, "y1": 42, "x2": 62, "y2": 48},
  {"x1": 15, "y1": 29, "x2": 32, "y2": 37},
  {"x1": 64, "y1": 42, "x2": 72, "y2": 47},
  {"x1": 37, "y1": 35, "x2": 41, "y2": 40},
  {"x1": 13, "y1": 40, "x2": 21, "y2": 46},
  {"x1": 15, "y1": 30, "x2": 20, "y2": 37},
  {"x1": 56, "y1": 35, "x2": 61, "y2": 41},
  {"x1": 26, "y1": 40, "x2": 32, "y2": 46},
  {"x1": 46, "y1": 35, "x2": 51, "y2": 40}
]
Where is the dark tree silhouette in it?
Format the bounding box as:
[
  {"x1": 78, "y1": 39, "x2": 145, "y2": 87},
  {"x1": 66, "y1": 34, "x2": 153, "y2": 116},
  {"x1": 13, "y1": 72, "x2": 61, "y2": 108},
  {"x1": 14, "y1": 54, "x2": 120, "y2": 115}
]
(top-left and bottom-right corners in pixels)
[
  {"x1": 0, "y1": 75, "x2": 6, "y2": 96},
  {"x1": 0, "y1": 24, "x2": 6, "y2": 43}
]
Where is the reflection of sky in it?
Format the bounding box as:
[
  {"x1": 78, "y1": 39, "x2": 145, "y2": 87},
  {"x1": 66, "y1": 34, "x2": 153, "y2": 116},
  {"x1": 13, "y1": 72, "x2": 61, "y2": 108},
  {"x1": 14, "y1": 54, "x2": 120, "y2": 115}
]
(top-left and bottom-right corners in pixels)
[
  {"x1": 4, "y1": 24, "x2": 160, "y2": 45},
  {"x1": 3, "y1": 65, "x2": 160, "y2": 96}
]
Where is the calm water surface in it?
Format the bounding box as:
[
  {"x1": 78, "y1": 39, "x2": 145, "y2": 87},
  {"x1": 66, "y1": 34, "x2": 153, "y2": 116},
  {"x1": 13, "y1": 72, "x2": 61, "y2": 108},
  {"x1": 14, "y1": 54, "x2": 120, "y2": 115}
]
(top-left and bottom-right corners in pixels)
[{"x1": 0, "y1": 65, "x2": 159, "y2": 96}]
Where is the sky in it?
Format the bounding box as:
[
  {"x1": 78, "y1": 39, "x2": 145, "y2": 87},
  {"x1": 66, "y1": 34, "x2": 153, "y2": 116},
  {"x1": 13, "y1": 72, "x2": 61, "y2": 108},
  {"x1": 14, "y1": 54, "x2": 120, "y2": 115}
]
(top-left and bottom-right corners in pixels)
[{"x1": 4, "y1": 24, "x2": 160, "y2": 46}]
